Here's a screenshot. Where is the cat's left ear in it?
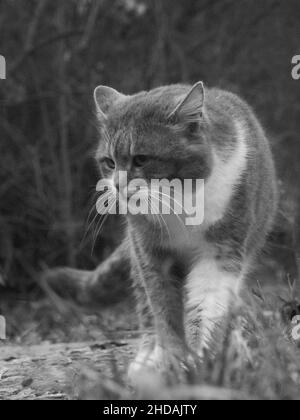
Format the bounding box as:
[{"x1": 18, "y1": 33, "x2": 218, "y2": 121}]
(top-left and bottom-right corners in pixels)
[{"x1": 168, "y1": 82, "x2": 205, "y2": 124}]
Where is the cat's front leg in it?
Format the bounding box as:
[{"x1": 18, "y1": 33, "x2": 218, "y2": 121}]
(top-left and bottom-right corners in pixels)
[
  {"x1": 128, "y1": 263, "x2": 156, "y2": 376},
  {"x1": 186, "y1": 257, "x2": 243, "y2": 358},
  {"x1": 128, "y1": 235, "x2": 188, "y2": 381}
]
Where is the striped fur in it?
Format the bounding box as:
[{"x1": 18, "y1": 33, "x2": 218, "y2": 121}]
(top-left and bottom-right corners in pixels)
[{"x1": 94, "y1": 82, "x2": 278, "y2": 377}]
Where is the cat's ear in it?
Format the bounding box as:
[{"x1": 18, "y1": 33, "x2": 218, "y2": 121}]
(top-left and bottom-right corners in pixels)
[
  {"x1": 168, "y1": 82, "x2": 205, "y2": 124},
  {"x1": 94, "y1": 86, "x2": 125, "y2": 120}
]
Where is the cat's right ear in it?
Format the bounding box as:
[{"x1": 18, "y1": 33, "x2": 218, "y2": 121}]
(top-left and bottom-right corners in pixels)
[{"x1": 94, "y1": 86, "x2": 125, "y2": 121}]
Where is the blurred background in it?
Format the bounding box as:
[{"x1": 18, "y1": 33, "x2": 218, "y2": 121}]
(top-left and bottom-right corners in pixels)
[{"x1": 0, "y1": 0, "x2": 300, "y2": 298}]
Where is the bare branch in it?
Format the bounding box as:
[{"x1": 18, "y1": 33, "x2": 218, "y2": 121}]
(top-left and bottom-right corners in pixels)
[
  {"x1": 78, "y1": 0, "x2": 105, "y2": 52},
  {"x1": 10, "y1": 0, "x2": 49, "y2": 73}
]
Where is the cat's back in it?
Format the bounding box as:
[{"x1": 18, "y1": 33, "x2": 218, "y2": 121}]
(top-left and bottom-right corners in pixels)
[{"x1": 205, "y1": 87, "x2": 273, "y2": 156}]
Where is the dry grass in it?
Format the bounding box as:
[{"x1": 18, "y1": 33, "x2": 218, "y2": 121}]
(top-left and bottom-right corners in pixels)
[
  {"x1": 1, "y1": 274, "x2": 300, "y2": 400},
  {"x1": 3, "y1": 281, "x2": 299, "y2": 400},
  {"x1": 80, "y1": 290, "x2": 300, "y2": 400}
]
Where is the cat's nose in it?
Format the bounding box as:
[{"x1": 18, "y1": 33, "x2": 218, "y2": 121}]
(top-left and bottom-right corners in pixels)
[
  {"x1": 117, "y1": 184, "x2": 130, "y2": 201},
  {"x1": 114, "y1": 171, "x2": 127, "y2": 192},
  {"x1": 115, "y1": 182, "x2": 126, "y2": 196},
  {"x1": 114, "y1": 182, "x2": 127, "y2": 195}
]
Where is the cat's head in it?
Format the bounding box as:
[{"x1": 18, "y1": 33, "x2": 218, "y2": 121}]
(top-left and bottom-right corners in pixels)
[{"x1": 94, "y1": 83, "x2": 213, "y2": 206}]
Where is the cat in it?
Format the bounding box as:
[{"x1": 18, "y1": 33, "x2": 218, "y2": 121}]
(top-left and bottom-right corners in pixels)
[
  {"x1": 45, "y1": 81, "x2": 278, "y2": 380},
  {"x1": 91, "y1": 82, "x2": 277, "y2": 379}
]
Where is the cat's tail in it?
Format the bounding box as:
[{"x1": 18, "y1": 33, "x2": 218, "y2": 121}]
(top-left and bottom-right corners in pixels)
[{"x1": 41, "y1": 242, "x2": 131, "y2": 306}]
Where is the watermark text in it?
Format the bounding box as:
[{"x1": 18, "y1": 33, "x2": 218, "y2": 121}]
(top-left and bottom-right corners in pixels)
[
  {"x1": 292, "y1": 55, "x2": 300, "y2": 80},
  {"x1": 96, "y1": 172, "x2": 205, "y2": 226},
  {"x1": 291, "y1": 315, "x2": 300, "y2": 341},
  {"x1": 0, "y1": 55, "x2": 6, "y2": 80},
  {"x1": 0, "y1": 316, "x2": 6, "y2": 340}
]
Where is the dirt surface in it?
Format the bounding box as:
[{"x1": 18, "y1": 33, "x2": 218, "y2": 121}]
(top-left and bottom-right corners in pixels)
[
  {"x1": 0, "y1": 297, "x2": 142, "y2": 400},
  {"x1": 1, "y1": 280, "x2": 300, "y2": 400},
  {"x1": 0, "y1": 334, "x2": 137, "y2": 400}
]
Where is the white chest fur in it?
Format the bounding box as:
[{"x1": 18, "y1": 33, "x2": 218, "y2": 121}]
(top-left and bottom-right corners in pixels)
[
  {"x1": 202, "y1": 120, "x2": 248, "y2": 227},
  {"x1": 161, "y1": 120, "x2": 248, "y2": 253}
]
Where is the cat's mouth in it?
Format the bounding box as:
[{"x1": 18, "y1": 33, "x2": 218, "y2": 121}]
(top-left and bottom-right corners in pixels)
[
  {"x1": 118, "y1": 186, "x2": 150, "y2": 206},
  {"x1": 117, "y1": 185, "x2": 184, "y2": 216}
]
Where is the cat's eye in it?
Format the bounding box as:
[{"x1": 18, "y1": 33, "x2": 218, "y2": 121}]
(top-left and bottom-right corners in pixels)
[
  {"x1": 187, "y1": 121, "x2": 200, "y2": 135},
  {"x1": 102, "y1": 157, "x2": 115, "y2": 169},
  {"x1": 133, "y1": 155, "x2": 150, "y2": 167}
]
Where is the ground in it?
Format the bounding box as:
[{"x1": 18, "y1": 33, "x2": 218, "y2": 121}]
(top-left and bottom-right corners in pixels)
[
  {"x1": 0, "y1": 300, "x2": 139, "y2": 400},
  {"x1": 1, "y1": 277, "x2": 300, "y2": 400},
  {"x1": 0, "y1": 337, "x2": 136, "y2": 400}
]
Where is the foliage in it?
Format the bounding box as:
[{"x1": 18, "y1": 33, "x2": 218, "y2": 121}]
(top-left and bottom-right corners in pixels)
[{"x1": 0, "y1": 0, "x2": 299, "y2": 288}]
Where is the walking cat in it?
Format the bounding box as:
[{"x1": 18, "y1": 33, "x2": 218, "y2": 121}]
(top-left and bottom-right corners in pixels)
[
  {"x1": 91, "y1": 82, "x2": 277, "y2": 379},
  {"x1": 46, "y1": 82, "x2": 277, "y2": 380}
]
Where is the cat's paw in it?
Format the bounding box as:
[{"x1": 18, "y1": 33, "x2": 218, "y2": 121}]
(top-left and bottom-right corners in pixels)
[
  {"x1": 128, "y1": 344, "x2": 198, "y2": 385},
  {"x1": 127, "y1": 334, "x2": 156, "y2": 381}
]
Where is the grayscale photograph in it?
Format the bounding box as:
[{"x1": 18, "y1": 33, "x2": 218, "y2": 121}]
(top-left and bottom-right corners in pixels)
[{"x1": 0, "y1": 0, "x2": 300, "y2": 403}]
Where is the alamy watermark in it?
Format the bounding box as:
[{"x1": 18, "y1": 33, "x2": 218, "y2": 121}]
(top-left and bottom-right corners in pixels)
[
  {"x1": 291, "y1": 315, "x2": 300, "y2": 341},
  {"x1": 0, "y1": 55, "x2": 6, "y2": 80},
  {"x1": 0, "y1": 316, "x2": 6, "y2": 340},
  {"x1": 292, "y1": 55, "x2": 300, "y2": 80},
  {"x1": 96, "y1": 172, "x2": 205, "y2": 226}
]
